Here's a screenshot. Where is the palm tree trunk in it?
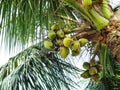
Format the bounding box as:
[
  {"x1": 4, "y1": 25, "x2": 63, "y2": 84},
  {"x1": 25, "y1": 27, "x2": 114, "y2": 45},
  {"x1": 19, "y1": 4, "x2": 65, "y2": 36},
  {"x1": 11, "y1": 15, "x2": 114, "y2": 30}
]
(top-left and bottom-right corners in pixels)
[
  {"x1": 77, "y1": 19, "x2": 120, "y2": 63},
  {"x1": 106, "y1": 21, "x2": 120, "y2": 62}
]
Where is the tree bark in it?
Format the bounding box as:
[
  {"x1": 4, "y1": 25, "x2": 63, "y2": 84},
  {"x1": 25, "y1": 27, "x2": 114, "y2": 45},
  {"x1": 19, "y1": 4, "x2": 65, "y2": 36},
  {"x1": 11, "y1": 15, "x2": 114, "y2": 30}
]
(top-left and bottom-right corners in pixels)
[
  {"x1": 106, "y1": 20, "x2": 120, "y2": 62},
  {"x1": 76, "y1": 20, "x2": 120, "y2": 63}
]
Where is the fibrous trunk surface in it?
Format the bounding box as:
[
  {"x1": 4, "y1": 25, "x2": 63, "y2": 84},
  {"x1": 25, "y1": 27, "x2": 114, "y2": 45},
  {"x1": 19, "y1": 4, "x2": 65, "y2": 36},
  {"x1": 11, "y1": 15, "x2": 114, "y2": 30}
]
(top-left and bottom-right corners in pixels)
[
  {"x1": 84, "y1": 20, "x2": 120, "y2": 63},
  {"x1": 106, "y1": 20, "x2": 120, "y2": 62}
]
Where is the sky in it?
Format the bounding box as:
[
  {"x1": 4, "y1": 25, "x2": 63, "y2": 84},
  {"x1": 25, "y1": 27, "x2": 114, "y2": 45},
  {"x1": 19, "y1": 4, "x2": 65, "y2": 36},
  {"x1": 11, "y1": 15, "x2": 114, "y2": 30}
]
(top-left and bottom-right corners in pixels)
[
  {"x1": 0, "y1": 41, "x2": 23, "y2": 66},
  {"x1": 0, "y1": 0, "x2": 120, "y2": 67},
  {"x1": 110, "y1": 0, "x2": 120, "y2": 8}
]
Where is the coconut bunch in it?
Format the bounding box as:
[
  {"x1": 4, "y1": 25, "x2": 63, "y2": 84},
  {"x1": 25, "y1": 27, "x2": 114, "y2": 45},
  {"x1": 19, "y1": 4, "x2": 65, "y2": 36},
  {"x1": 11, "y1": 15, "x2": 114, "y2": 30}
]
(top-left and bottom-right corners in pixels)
[
  {"x1": 44, "y1": 23, "x2": 89, "y2": 58},
  {"x1": 81, "y1": 59, "x2": 103, "y2": 83}
]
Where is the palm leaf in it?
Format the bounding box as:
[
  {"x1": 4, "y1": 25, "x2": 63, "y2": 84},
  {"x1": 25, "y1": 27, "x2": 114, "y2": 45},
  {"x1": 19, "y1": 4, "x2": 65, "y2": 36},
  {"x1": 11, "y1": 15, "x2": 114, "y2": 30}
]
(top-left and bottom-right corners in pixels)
[
  {"x1": 0, "y1": 0, "x2": 79, "y2": 51},
  {"x1": 0, "y1": 42, "x2": 82, "y2": 90}
]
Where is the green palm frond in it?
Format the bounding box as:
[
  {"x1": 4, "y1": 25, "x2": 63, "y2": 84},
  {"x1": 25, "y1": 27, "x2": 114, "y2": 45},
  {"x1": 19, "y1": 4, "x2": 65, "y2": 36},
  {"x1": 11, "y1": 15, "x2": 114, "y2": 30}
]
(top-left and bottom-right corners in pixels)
[
  {"x1": 0, "y1": 0, "x2": 79, "y2": 51},
  {"x1": 0, "y1": 42, "x2": 82, "y2": 90}
]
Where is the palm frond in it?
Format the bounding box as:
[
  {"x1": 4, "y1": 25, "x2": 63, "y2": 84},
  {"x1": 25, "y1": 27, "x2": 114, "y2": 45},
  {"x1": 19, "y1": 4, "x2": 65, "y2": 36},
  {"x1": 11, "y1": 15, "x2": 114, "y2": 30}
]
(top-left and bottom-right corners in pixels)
[
  {"x1": 0, "y1": 42, "x2": 82, "y2": 90},
  {"x1": 0, "y1": 0, "x2": 80, "y2": 51}
]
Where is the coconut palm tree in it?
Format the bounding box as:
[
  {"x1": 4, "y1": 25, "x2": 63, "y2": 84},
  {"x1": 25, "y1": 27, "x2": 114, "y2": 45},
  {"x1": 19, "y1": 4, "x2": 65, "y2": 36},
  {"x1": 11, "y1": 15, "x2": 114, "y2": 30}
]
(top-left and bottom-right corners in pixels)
[{"x1": 0, "y1": 0, "x2": 120, "y2": 90}]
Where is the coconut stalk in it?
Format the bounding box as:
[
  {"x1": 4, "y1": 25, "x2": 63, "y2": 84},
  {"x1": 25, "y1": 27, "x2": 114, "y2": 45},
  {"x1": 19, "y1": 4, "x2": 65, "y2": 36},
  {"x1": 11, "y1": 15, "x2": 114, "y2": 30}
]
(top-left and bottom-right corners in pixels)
[
  {"x1": 62, "y1": 0, "x2": 110, "y2": 31},
  {"x1": 101, "y1": 0, "x2": 113, "y2": 19},
  {"x1": 61, "y1": 0, "x2": 91, "y2": 22},
  {"x1": 88, "y1": 8, "x2": 109, "y2": 30}
]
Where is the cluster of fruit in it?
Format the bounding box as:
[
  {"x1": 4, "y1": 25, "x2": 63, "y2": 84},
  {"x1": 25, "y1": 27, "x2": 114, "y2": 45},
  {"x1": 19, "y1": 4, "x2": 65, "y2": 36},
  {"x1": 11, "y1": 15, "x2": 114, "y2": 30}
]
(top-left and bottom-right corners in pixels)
[
  {"x1": 44, "y1": 24, "x2": 89, "y2": 58},
  {"x1": 81, "y1": 60, "x2": 103, "y2": 83}
]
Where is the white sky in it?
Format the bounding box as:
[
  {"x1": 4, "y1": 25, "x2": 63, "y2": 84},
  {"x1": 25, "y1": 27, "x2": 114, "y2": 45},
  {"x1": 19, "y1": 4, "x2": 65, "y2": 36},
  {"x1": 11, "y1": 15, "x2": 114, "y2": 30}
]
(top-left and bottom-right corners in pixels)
[
  {"x1": 0, "y1": 0, "x2": 120, "y2": 67},
  {"x1": 0, "y1": 41, "x2": 23, "y2": 66}
]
